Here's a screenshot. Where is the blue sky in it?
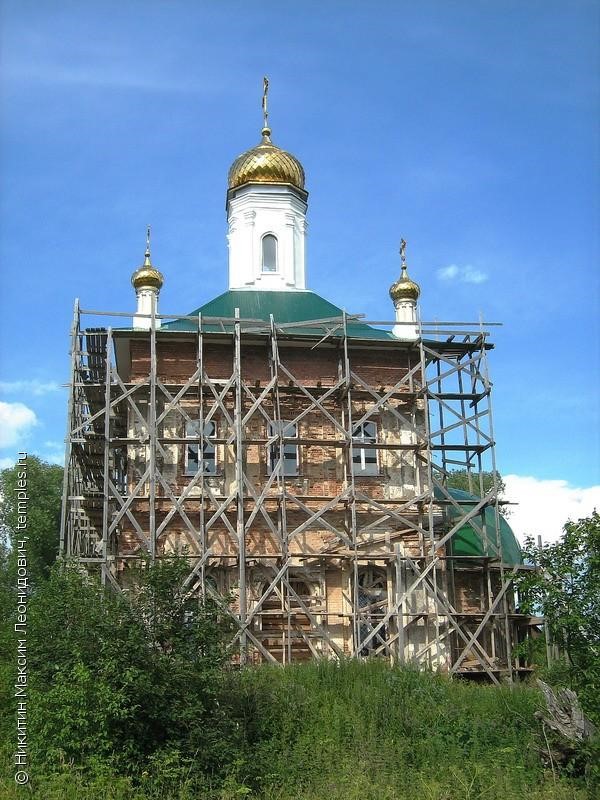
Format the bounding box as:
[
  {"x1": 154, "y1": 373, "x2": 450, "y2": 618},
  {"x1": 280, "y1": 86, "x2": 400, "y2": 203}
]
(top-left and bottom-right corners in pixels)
[{"x1": 0, "y1": 1, "x2": 598, "y2": 539}]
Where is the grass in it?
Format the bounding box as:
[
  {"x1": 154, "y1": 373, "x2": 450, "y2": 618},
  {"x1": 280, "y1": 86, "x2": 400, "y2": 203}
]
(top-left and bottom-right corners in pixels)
[{"x1": 0, "y1": 660, "x2": 595, "y2": 799}]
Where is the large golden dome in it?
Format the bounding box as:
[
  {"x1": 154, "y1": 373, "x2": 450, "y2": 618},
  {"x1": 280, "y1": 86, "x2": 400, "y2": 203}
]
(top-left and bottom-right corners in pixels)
[{"x1": 228, "y1": 127, "x2": 305, "y2": 191}]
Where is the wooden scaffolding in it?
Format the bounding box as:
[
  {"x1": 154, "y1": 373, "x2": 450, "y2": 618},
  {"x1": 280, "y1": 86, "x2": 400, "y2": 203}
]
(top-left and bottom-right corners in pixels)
[{"x1": 60, "y1": 301, "x2": 535, "y2": 682}]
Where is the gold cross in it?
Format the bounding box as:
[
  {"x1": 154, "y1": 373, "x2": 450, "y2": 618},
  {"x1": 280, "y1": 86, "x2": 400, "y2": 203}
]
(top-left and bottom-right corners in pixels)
[
  {"x1": 400, "y1": 238, "x2": 407, "y2": 266},
  {"x1": 262, "y1": 76, "x2": 269, "y2": 129}
]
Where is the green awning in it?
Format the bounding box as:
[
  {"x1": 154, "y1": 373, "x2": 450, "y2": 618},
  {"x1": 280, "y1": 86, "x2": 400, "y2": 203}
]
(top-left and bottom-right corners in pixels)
[{"x1": 435, "y1": 486, "x2": 522, "y2": 565}]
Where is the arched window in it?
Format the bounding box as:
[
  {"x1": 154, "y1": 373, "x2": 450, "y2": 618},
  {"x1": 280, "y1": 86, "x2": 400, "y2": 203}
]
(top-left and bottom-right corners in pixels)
[
  {"x1": 355, "y1": 566, "x2": 389, "y2": 656},
  {"x1": 262, "y1": 234, "x2": 278, "y2": 273}
]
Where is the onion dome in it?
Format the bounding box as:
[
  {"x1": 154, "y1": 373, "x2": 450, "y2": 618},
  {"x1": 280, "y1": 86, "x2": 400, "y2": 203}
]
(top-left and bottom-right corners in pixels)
[
  {"x1": 390, "y1": 264, "x2": 420, "y2": 302},
  {"x1": 228, "y1": 126, "x2": 305, "y2": 191},
  {"x1": 228, "y1": 127, "x2": 304, "y2": 191},
  {"x1": 390, "y1": 239, "x2": 420, "y2": 303},
  {"x1": 131, "y1": 228, "x2": 164, "y2": 291}
]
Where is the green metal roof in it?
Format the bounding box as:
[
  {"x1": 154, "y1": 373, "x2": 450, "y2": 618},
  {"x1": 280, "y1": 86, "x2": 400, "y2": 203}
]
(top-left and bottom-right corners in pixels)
[
  {"x1": 163, "y1": 290, "x2": 394, "y2": 341},
  {"x1": 437, "y1": 487, "x2": 522, "y2": 565}
]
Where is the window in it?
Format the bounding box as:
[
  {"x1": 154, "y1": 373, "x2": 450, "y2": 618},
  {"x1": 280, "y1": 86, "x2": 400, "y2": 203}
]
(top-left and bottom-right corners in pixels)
[
  {"x1": 261, "y1": 234, "x2": 278, "y2": 273},
  {"x1": 352, "y1": 421, "x2": 378, "y2": 475},
  {"x1": 185, "y1": 419, "x2": 217, "y2": 475},
  {"x1": 267, "y1": 421, "x2": 298, "y2": 476},
  {"x1": 356, "y1": 567, "x2": 389, "y2": 656}
]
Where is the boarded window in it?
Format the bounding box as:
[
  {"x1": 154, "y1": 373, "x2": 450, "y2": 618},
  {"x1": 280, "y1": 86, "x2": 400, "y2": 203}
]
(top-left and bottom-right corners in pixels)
[{"x1": 256, "y1": 577, "x2": 314, "y2": 662}]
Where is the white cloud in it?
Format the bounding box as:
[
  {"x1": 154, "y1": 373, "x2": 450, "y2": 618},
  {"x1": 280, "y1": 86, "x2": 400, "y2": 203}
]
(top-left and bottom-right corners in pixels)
[
  {"x1": 502, "y1": 475, "x2": 600, "y2": 545},
  {"x1": 463, "y1": 266, "x2": 488, "y2": 284},
  {"x1": 0, "y1": 457, "x2": 16, "y2": 470},
  {"x1": 0, "y1": 401, "x2": 38, "y2": 448},
  {"x1": 0, "y1": 380, "x2": 62, "y2": 396},
  {"x1": 437, "y1": 264, "x2": 459, "y2": 280},
  {"x1": 437, "y1": 264, "x2": 488, "y2": 284}
]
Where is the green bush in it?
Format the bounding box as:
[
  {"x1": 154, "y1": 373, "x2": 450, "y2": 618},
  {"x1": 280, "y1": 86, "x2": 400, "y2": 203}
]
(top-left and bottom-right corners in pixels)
[
  {"x1": 2, "y1": 558, "x2": 236, "y2": 781},
  {"x1": 1, "y1": 658, "x2": 597, "y2": 798},
  {"x1": 1, "y1": 555, "x2": 597, "y2": 798}
]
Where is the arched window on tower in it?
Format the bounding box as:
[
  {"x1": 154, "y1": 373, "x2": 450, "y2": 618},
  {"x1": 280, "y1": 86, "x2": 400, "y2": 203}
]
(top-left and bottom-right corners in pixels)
[{"x1": 262, "y1": 234, "x2": 278, "y2": 273}]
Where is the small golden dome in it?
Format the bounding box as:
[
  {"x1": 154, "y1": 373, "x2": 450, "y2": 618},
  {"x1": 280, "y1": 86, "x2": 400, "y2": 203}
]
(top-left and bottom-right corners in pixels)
[
  {"x1": 390, "y1": 239, "x2": 420, "y2": 303},
  {"x1": 228, "y1": 127, "x2": 305, "y2": 191},
  {"x1": 131, "y1": 231, "x2": 164, "y2": 291},
  {"x1": 390, "y1": 265, "x2": 420, "y2": 302}
]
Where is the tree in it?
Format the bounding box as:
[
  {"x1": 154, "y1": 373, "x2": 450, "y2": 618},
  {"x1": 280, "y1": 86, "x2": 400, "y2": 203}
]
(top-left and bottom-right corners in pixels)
[
  {"x1": 517, "y1": 512, "x2": 600, "y2": 721},
  {"x1": 24, "y1": 558, "x2": 236, "y2": 776},
  {"x1": 446, "y1": 469, "x2": 505, "y2": 498},
  {"x1": 0, "y1": 456, "x2": 63, "y2": 584},
  {"x1": 0, "y1": 458, "x2": 63, "y2": 750}
]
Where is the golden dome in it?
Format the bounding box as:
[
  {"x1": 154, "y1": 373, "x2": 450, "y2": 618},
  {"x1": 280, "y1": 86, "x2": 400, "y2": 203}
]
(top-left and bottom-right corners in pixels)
[
  {"x1": 390, "y1": 265, "x2": 420, "y2": 303},
  {"x1": 228, "y1": 127, "x2": 305, "y2": 191},
  {"x1": 131, "y1": 234, "x2": 163, "y2": 291}
]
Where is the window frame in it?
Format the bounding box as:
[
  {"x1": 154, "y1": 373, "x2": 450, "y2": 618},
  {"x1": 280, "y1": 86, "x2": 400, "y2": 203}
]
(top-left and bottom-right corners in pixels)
[
  {"x1": 351, "y1": 420, "x2": 379, "y2": 476},
  {"x1": 261, "y1": 233, "x2": 279, "y2": 274},
  {"x1": 267, "y1": 420, "x2": 299, "y2": 477},
  {"x1": 184, "y1": 419, "x2": 217, "y2": 476}
]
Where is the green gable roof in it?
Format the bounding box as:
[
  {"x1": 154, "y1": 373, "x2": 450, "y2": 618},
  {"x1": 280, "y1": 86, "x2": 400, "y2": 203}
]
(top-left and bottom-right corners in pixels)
[
  {"x1": 436, "y1": 487, "x2": 522, "y2": 565},
  {"x1": 163, "y1": 289, "x2": 394, "y2": 341}
]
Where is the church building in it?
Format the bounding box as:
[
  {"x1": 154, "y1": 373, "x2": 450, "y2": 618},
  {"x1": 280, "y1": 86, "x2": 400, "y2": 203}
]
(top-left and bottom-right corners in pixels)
[{"x1": 61, "y1": 85, "x2": 533, "y2": 681}]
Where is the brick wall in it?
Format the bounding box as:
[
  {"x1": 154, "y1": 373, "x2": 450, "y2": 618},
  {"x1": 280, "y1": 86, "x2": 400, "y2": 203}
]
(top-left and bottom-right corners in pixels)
[
  {"x1": 119, "y1": 333, "x2": 457, "y2": 664},
  {"x1": 130, "y1": 336, "x2": 416, "y2": 389}
]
